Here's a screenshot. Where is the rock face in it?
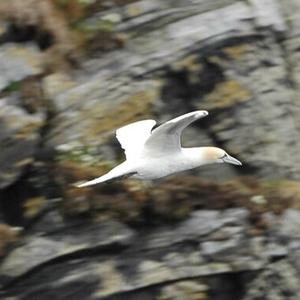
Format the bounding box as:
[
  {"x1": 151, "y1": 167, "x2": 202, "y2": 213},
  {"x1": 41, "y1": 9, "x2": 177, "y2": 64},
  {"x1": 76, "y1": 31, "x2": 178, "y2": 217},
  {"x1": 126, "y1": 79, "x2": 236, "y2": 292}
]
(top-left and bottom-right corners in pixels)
[
  {"x1": 0, "y1": 208, "x2": 299, "y2": 300},
  {"x1": 0, "y1": 0, "x2": 300, "y2": 299},
  {"x1": 0, "y1": 44, "x2": 43, "y2": 91},
  {"x1": 41, "y1": 0, "x2": 300, "y2": 180},
  {"x1": 0, "y1": 0, "x2": 300, "y2": 185},
  {"x1": 0, "y1": 42, "x2": 45, "y2": 189},
  {"x1": 0, "y1": 95, "x2": 45, "y2": 189}
]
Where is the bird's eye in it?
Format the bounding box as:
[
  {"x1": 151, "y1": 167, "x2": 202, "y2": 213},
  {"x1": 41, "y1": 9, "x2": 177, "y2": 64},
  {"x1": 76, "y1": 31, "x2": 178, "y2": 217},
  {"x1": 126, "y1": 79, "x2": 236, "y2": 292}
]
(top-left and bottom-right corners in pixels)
[{"x1": 220, "y1": 153, "x2": 227, "y2": 159}]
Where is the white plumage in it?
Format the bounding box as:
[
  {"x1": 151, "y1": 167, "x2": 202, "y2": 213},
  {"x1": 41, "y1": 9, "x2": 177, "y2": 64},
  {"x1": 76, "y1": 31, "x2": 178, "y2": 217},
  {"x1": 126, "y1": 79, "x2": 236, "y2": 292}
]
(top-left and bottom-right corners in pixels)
[
  {"x1": 76, "y1": 110, "x2": 242, "y2": 187},
  {"x1": 116, "y1": 120, "x2": 156, "y2": 161}
]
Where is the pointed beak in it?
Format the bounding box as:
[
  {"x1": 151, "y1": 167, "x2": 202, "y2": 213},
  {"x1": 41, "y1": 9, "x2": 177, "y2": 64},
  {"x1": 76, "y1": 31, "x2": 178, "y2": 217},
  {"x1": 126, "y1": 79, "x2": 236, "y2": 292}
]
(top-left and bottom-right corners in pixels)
[{"x1": 223, "y1": 154, "x2": 242, "y2": 166}]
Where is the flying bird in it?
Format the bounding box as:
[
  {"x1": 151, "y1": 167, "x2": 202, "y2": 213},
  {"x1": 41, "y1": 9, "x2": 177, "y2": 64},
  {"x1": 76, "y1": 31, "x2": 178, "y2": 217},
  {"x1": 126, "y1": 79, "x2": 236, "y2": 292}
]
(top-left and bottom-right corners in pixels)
[{"x1": 76, "y1": 110, "x2": 242, "y2": 187}]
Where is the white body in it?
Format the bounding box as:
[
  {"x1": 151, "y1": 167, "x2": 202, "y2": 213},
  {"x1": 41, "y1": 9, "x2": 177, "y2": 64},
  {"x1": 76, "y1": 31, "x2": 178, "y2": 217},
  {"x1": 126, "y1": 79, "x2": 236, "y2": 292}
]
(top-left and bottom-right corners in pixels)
[
  {"x1": 130, "y1": 148, "x2": 206, "y2": 180},
  {"x1": 76, "y1": 111, "x2": 241, "y2": 187}
]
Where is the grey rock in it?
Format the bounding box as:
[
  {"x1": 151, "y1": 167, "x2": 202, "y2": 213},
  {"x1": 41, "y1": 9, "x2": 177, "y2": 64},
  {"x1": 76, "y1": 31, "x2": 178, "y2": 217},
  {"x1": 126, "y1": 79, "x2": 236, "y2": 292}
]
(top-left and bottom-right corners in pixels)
[
  {"x1": 0, "y1": 43, "x2": 43, "y2": 91},
  {"x1": 197, "y1": 37, "x2": 300, "y2": 179},
  {"x1": 264, "y1": 209, "x2": 300, "y2": 244},
  {"x1": 37, "y1": 0, "x2": 300, "y2": 181},
  {"x1": 83, "y1": 1, "x2": 257, "y2": 76},
  {"x1": 175, "y1": 210, "x2": 224, "y2": 241},
  {"x1": 141, "y1": 210, "x2": 223, "y2": 250},
  {"x1": 242, "y1": 259, "x2": 300, "y2": 300},
  {"x1": 1, "y1": 205, "x2": 295, "y2": 299},
  {"x1": 281, "y1": 0, "x2": 300, "y2": 37},
  {"x1": 0, "y1": 237, "x2": 66, "y2": 279},
  {"x1": 27, "y1": 208, "x2": 67, "y2": 235},
  {"x1": 265, "y1": 242, "x2": 288, "y2": 258},
  {"x1": 201, "y1": 234, "x2": 246, "y2": 260},
  {"x1": 274, "y1": 209, "x2": 300, "y2": 239},
  {"x1": 158, "y1": 280, "x2": 208, "y2": 300},
  {"x1": 0, "y1": 220, "x2": 136, "y2": 281},
  {"x1": 221, "y1": 208, "x2": 250, "y2": 226},
  {"x1": 3, "y1": 0, "x2": 300, "y2": 299},
  {"x1": 44, "y1": 77, "x2": 159, "y2": 149},
  {"x1": 249, "y1": 0, "x2": 287, "y2": 32},
  {"x1": 289, "y1": 250, "x2": 300, "y2": 280},
  {"x1": 144, "y1": 209, "x2": 250, "y2": 250},
  {"x1": 0, "y1": 96, "x2": 44, "y2": 189},
  {"x1": 207, "y1": 226, "x2": 244, "y2": 241}
]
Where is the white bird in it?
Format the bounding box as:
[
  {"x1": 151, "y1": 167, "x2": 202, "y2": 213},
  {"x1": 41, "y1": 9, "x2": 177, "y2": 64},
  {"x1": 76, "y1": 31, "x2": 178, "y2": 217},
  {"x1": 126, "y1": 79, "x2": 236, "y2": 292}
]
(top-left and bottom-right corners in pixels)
[{"x1": 76, "y1": 110, "x2": 242, "y2": 187}]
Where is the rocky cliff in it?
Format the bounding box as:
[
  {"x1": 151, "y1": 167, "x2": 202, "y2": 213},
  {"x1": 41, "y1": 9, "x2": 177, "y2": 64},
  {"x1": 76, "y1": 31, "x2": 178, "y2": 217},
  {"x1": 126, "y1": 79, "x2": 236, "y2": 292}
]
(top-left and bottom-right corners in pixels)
[{"x1": 0, "y1": 0, "x2": 300, "y2": 299}]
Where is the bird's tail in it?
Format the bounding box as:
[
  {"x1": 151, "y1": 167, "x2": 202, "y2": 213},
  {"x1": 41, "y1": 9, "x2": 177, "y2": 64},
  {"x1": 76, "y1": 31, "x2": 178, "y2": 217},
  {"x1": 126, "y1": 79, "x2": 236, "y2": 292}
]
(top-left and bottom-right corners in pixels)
[
  {"x1": 75, "y1": 162, "x2": 134, "y2": 188},
  {"x1": 75, "y1": 173, "x2": 116, "y2": 187}
]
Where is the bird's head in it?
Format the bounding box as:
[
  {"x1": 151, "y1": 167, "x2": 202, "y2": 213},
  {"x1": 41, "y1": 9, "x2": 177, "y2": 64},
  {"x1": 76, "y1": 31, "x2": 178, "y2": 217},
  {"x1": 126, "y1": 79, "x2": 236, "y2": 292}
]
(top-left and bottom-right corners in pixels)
[{"x1": 202, "y1": 147, "x2": 242, "y2": 166}]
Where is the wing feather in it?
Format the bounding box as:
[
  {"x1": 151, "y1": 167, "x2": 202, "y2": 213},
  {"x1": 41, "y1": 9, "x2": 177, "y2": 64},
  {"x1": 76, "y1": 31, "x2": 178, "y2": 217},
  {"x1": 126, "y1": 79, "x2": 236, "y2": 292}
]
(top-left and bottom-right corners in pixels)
[
  {"x1": 142, "y1": 111, "x2": 208, "y2": 156},
  {"x1": 116, "y1": 120, "x2": 156, "y2": 160}
]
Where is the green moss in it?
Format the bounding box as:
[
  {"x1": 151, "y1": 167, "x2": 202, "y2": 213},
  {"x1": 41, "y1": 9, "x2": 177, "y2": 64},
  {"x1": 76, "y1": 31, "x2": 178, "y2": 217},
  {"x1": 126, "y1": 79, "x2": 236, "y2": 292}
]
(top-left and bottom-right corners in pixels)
[
  {"x1": 3, "y1": 81, "x2": 22, "y2": 93},
  {"x1": 77, "y1": 0, "x2": 97, "y2": 4},
  {"x1": 55, "y1": 0, "x2": 95, "y2": 8},
  {"x1": 55, "y1": 0, "x2": 69, "y2": 7},
  {"x1": 74, "y1": 19, "x2": 115, "y2": 34}
]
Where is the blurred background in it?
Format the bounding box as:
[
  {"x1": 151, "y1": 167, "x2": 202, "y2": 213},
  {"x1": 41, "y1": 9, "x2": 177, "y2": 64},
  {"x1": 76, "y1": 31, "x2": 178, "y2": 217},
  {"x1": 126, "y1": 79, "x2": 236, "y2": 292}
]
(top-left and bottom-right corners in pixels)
[{"x1": 0, "y1": 0, "x2": 300, "y2": 299}]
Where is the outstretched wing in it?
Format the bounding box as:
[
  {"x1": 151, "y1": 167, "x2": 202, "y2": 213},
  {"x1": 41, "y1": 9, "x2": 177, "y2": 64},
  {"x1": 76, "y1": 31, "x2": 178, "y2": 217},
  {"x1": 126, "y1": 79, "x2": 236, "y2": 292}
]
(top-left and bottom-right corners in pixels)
[
  {"x1": 116, "y1": 119, "x2": 156, "y2": 161},
  {"x1": 142, "y1": 111, "x2": 208, "y2": 157}
]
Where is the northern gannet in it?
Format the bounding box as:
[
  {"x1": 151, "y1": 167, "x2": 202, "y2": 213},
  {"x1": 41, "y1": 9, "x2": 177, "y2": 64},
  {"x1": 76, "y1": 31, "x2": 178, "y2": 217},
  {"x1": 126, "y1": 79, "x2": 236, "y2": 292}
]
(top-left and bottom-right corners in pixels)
[{"x1": 76, "y1": 111, "x2": 242, "y2": 187}]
